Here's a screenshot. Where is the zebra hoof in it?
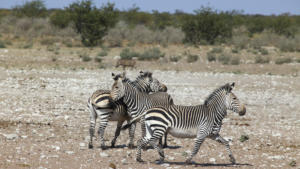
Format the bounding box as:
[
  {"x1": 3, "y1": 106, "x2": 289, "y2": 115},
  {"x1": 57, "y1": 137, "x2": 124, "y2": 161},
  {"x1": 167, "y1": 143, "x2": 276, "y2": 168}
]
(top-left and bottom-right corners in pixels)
[
  {"x1": 111, "y1": 142, "x2": 115, "y2": 148},
  {"x1": 155, "y1": 159, "x2": 164, "y2": 164},
  {"x1": 185, "y1": 159, "x2": 192, "y2": 164},
  {"x1": 163, "y1": 144, "x2": 168, "y2": 149},
  {"x1": 136, "y1": 158, "x2": 144, "y2": 163},
  {"x1": 230, "y1": 157, "x2": 236, "y2": 164},
  {"x1": 88, "y1": 143, "x2": 93, "y2": 149}
]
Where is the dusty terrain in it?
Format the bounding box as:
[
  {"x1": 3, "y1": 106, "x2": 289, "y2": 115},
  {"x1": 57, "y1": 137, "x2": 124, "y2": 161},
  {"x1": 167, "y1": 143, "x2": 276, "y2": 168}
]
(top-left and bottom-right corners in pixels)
[{"x1": 0, "y1": 48, "x2": 299, "y2": 169}]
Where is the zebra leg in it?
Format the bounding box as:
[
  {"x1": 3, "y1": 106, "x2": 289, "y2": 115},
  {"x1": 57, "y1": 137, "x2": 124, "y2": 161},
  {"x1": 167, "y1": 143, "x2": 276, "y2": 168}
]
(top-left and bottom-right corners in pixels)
[
  {"x1": 88, "y1": 102, "x2": 97, "y2": 149},
  {"x1": 212, "y1": 134, "x2": 236, "y2": 164},
  {"x1": 111, "y1": 120, "x2": 124, "y2": 148},
  {"x1": 136, "y1": 137, "x2": 149, "y2": 162},
  {"x1": 148, "y1": 131, "x2": 165, "y2": 164},
  {"x1": 128, "y1": 121, "x2": 136, "y2": 149},
  {"x1": 97, "y1": 110, "x2": 111, "y2": 150},
  {"x1": 140, "y1": 116, "x2": 148, "y2": 150},
  {"x1": 163, "y1": 132, "x2": 168, "y2": 148},
  {"x1": 186, "y1": 135, "x2": 206, "y2": 164}
]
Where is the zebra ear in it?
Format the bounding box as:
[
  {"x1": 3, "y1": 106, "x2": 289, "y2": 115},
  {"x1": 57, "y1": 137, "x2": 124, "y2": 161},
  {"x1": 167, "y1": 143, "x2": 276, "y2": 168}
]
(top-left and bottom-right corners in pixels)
[
  {"x1": 148, "y1": 72, "x2": 152, "y2": 77},
  {"x1": 112, "y1": 73, "x2": 115, "y2": 77},
  {"x1": 230, "y1": 82, "x2": 235, "y2": 89},
  {"x1": 121, "y1": 72, "x2": 126, "y2": 78}
]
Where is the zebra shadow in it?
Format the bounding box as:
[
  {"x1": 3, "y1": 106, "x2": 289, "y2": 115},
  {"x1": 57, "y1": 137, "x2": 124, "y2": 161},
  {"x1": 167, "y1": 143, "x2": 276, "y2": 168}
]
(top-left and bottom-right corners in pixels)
[
  {"x1": 163, "y1": 161, "x2": 253, "y2": 167},
  {"x1": 143, "y1": 145, "x2": 181, "y2": 150}
]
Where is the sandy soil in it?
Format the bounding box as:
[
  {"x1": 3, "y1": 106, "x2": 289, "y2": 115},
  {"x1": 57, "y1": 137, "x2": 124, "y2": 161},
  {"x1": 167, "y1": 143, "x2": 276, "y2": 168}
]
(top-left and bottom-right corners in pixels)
[{"x1": 0, "y1": 67, "x2": 299, "y2": 169}]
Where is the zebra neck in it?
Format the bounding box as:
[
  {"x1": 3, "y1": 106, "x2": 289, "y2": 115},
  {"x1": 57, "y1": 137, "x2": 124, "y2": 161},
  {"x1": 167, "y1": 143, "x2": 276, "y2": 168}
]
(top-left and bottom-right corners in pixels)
[
  {"x1": 132, "y1": 80, "x2": 149, "y2": 93},
  {"x1": 122, "y1": 83, "x2": 144, "y2": 110},
  {"x1": 208, "y1": 103, "x2": 227, "y2": 125}
]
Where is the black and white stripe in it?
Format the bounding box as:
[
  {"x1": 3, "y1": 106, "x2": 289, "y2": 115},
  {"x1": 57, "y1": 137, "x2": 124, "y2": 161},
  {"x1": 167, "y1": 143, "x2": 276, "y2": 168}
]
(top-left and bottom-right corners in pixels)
[
  {"x1": 135, "y1": 83, "x2": 246, "y2": 164},
  {"x1": 88, "y1": 71, "x2": 167, "y2": 149}
]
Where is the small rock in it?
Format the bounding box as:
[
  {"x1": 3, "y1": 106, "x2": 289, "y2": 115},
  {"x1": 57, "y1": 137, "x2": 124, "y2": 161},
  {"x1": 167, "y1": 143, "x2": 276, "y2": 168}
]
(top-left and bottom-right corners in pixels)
[
  {"x1": 121, "y1": 159, "x2": 127, "y2": 164},
  {"x1": 79, "y1": 143, "x2": 85, "y2": 147},
  {"x1": 161, "y1": 163, "x2": 170, "y2": 167},
  {"x1": 65, "y1": 151, "x2": 74, "y2": 155},
  {"x1": 5, "y1": 134, "x2": 18, "y2": 140},
  {"x1": 209, "y1": 158, "x2": 216, "y2": 163},
  {"x1": 100, "y1": 152, "x2": 109, "y2": 157}
]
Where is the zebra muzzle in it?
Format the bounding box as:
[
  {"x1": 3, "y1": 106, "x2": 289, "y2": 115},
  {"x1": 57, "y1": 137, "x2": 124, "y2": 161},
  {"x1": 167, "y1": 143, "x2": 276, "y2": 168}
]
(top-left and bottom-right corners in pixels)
[
  {"x1": 161, "y1": 84, "x2": 168, "y2": 92},
  {"x1": 238, "y1": 104, "x2": 246, "y2": 116}
]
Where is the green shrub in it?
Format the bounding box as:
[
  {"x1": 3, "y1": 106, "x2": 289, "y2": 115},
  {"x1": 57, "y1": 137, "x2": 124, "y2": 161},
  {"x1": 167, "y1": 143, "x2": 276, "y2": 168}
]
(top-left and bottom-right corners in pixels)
[
  {"x1": 50, "y1": 10, "x2": 71, "y2": 28},
  {"x1": 0, "y1": 40, "x2": 6, "y2": 48},
  {"x1": 187, "y1": 54, "x2": 198, "y2": 63},
  {"x1": 231, "y1": 48, "x2": 239, "y2": 53},
  {"x1": 67, "y1": 1, "x2": 118, "y2": 46},
  {"x1": 255, "y1": 55, "x2": 270, "y2": 64},
  {"x1": 240, "y1": 135, "x2": 249, "y2": 142},
  {"x1": 295, "y1": 58, "x2": 300, "y2": 63},
  {"x1": 275, "y1": 57, "x2": 292, "y2": 64},
  {"x1": 169, "y1": 55, "x2": 181, "y2": 62},
  {"x1": 13, "y1": 0, "x2": 47, "y2": 18},
  {"x1": 94, "y1": 56, "x2": 102, "y2": 63},
  {"x1": 211, "y1": 47, "x2": 223, "y2": 53},
  {"x1": 206, "y1": 52, "x2": 216, "y2": 62},
  {"x1": 230, "y1": 55, "x2": 241, "y2": 65},
  {"x1": 120, "y1": 48, "x2": 139, "y2": 60},
  {"x1": 259, "y1": 48, "x2": 269, "y2": 55},
  {"x1": 182, "y1": 7, "x2": 233, "y2": 44},
  {"x1": 98, "y1": 50, "x2": 108, "y2": 57},
  {"x1": 79, "y1": 51, "x2": 92, "y2": 62},
  {"x1": 139, "y1": 48, "x2": 165, "y2": 61},
  {"x1": 218, "y1": 54, "x2": 231, "y2": 65}
]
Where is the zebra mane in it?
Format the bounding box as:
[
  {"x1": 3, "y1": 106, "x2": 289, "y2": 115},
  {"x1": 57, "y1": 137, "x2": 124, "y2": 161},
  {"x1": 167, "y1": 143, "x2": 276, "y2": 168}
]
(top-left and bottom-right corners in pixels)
[{"x1": 204, "y1": 83, "x2": 232, "y2": 106}]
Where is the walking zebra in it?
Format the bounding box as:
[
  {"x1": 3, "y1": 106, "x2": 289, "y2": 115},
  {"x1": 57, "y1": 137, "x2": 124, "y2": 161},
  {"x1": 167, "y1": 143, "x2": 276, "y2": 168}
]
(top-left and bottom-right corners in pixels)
[
  {"x1": 109, "y1": 72, "x2": 174, "y2": 148},
  {"x1": 87, "y1": 71, "x2": 167, "y2": 149},
  {"x1": 130, "y1": 83, "x2": 246, "y2": 164}
]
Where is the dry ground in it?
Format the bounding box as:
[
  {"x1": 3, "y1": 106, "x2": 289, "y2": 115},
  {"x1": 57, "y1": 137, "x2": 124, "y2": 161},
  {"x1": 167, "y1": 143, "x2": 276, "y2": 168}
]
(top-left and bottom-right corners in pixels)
[{"x1": 0, "y1": 48, "x2": 299, "y2": 169}]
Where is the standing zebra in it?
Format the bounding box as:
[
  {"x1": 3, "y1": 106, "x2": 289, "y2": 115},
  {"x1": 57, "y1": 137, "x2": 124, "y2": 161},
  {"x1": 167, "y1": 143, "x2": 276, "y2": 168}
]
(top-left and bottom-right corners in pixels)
[
  {"x1": 126, "y1": 83, "x2": 246, "y2": 164},
  {"x1": 109, "y1": 72, "x2": 174, "y2": 148},
  {"x1": 87, "y1": 71, "x2": 167, "y2": 149}
]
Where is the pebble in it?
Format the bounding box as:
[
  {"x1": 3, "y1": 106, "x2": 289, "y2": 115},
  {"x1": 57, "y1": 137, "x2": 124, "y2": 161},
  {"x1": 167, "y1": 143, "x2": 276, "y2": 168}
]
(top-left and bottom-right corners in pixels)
[
  {"x1": 161, "y1": 163, "x2": 170, "y2": 167},
  {"x1": 5, "y1": 134, "x2": 18, "y2": 140},
  {"x1": 100, "y1": 152, "x2": 109, "y2": 157},
  {"x1": 209, "y1": 158, "x2": 216, "y2": 163}
]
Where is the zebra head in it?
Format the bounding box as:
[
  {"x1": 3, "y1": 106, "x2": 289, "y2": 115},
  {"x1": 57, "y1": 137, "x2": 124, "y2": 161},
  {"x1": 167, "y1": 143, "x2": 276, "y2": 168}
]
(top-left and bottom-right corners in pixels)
[
  {"x1": 225, "y1": 83, "x2": 246, "y2": 116},
  {"x1": 136, "y1": 71, "x2": 167, "y2": 93},
  {"x1": 110, "y1": 72, "x2": 127, "y2": 101}
]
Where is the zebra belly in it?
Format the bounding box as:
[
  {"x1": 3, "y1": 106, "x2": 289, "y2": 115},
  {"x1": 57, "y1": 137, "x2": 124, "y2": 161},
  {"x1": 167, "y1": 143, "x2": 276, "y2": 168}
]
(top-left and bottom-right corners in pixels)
[
  {"x1": 109, "y1": 111, "x2": 128, "y2": 121},
  {"x1": 169, "y1": 127, "x2": 197, "y2": 138}
]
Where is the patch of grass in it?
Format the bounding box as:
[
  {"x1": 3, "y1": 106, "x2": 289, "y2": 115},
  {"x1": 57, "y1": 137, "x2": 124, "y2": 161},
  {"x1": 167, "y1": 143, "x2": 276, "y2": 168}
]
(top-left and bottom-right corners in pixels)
[
  {"x1": 231, "y1": 48, "x2": 239, "y2": 53},
  {"x1": 187, "y1": 54, "x2": 198, "y2": 63},
  {"x1": 169, "y1": 55, "x2": 181, "y2": 62},
  {"x1": 211, "y1": 47, "x2": 223, "y2": 53},
  {"x1": 255, "y1": 55, "x2": 270, "y2": 64},
  {"x1": 259, "y1": 48, "x2": 269, "y2": 55},
  {"x1": 138, "y1": 48, "x2": 164, "y2": 61},
  {"x1": 230, "y1": 55, "x2": 241, "y2": 65},
  {"x1": 275, "y1": 57, "x2": 292, "y2": 65},
  {"x1": 289, "y1": 160, "x2": 296, "y2": 167},
  {"x1": 0, "y1": 40, "x2": 6, "y2": 48},
  {"x1": 218, "y1": 53, "x2": 231, "y2": 65},
  {"x1": 181, "y1": 152, "x2": 188, "y2": 157},
  {"x1": 240, "y1": 134, "x2": 249, "y2": 142},
  {"x1": 79, "y1": 51, "x2": 92, "y2": 62},
  {"x1": 120, "y1": 48, "x2": 139, "y2": 60},
  {"x1": 23, "y1": 42, "x2": 33, "y2": 49},
  {"x1": 295, "y1": 58, "x2": 300, "y2": 63},
  {"x1": 206, "y1": 52, "x2": 216, "y2": 62},
  {"x1": 94, "y1": 56, "x2": 102, "y2": 63},
  {"x1": 97, "y1": 50, "x2": 108, "y2": 57}
]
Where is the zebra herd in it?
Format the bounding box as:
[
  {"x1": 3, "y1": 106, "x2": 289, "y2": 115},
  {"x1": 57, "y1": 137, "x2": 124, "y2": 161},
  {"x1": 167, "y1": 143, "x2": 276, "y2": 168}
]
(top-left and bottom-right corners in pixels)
[{"x1": 87, "y1": 71, "x2": 246, "y2": 164}]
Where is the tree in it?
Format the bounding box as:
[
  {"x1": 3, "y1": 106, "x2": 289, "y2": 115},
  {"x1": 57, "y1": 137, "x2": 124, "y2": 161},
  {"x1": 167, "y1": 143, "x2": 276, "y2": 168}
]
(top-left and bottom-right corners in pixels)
[
  {"x1": 13, "y1": 0, "x2": 47, "y2": 18},
  {"x1": 67, "y1": 1, "x2": 118, "y2": 46}
]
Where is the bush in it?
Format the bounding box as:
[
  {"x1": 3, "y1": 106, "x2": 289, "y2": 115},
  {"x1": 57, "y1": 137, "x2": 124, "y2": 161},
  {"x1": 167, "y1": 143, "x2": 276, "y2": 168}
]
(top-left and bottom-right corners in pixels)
[
  {"x1": 240, "y1": 135, "x2": 249, "y2": 142},
  {"x1": 231, "y1": 48, "x2": 239, "y2": 53},
  {"x1": 230, "y1": 55, "x2": 241, "y2": 65},
  {"x1": 232, "y1": 34, "x2": 249, "y2": 49},
  {"x1": 13, "y1": 0, "x2": 47, "y2": 18},
  {"x1": 120, "y1": 48, "x2": 139, "y2": 60},
  {"x1": 187, "y1": 54, "x2": 198, "y2": 63},
  {"x1": 206, "y1": 52, "x2": 216, "y2": 62},
  {"x1": 0, "y1": 40, "x2": 6, "y2": 48},
  {"x1": 50, "y1": 10, "x2": 71, "y2": 28},
  {"x1": 67, "y1": 1, "x2": 118, "y2": 46},
  {"x1": 79, "y1": 51, "x2": 92, "y2": 62},
  {"x1": 94, "y1": 56, "x2": 102, "y2": 63},
  {"x1": 255, "y1": 55, "x2": 270, "y2": 64},
  {"x1": 211, "y1": 47, "x2": 223, "y2": 53},
  {"x1": 275, "y1": 36, "x2": 300, "y2": 52},
  {"x1": 182, "y1": 7, "x2": 233, "y2": 44},
  {"x1": 139, "y1": 48, "x2": 164, "y2": 61},
  {"x1": 169, "y1": 55, "x2": 181, "y2": 62},
  {"x1": 259, "y1": 48, "x2": 269, "y2": 55},
  {"x1": 275, "y1": 57, "x2": 292, "y2": 64},
  {"x1": 98, "y1": 50, "x2": 108, "y2": 57},
  {"x1": 218, "y1": 53, "x2": 231, "y2": 65}
]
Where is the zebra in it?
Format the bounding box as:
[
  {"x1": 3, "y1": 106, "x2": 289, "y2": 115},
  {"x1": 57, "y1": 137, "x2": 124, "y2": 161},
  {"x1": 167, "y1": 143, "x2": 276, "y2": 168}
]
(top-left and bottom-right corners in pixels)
[
  {"x1": 109, "y1": 72, "x2": 174, "y2": 148},
  {"x1": 127, "y1": 83, "x2": 246, "y2": 164},
  {"x1": 87, "y1": 71, "x2": 167, "y2": 149}
]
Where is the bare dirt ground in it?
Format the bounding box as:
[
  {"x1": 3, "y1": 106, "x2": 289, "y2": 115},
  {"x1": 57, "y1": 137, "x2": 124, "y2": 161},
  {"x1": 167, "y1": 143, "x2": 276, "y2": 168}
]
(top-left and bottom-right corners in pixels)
[{"x1": 0, "y1": 48, "x2": 299, "y2": 169}]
